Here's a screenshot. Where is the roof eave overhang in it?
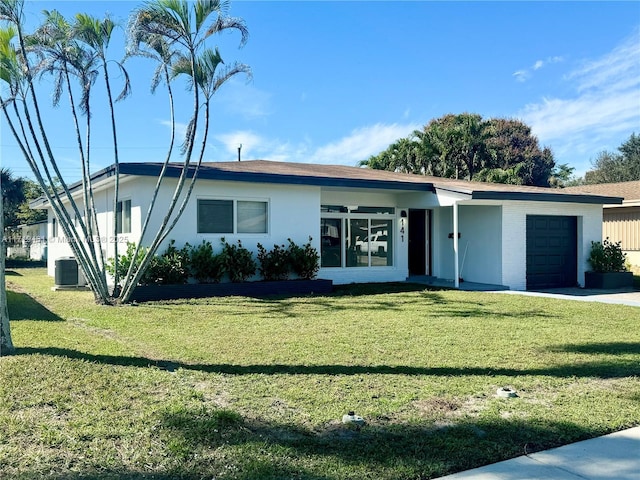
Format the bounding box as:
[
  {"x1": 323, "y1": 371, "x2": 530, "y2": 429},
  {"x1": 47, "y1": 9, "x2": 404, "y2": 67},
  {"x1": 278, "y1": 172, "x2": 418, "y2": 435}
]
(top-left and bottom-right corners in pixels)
[{"x1": 470, "y1": 191, "x2": 624, "y2": 204}]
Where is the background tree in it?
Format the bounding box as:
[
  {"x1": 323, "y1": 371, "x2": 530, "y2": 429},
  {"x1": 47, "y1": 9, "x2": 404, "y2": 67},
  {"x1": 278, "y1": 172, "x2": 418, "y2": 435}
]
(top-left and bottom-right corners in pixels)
[
  {"x1": 583, "y1": 133, "x2": 640, "y2": 184},
  {"x1": 1, "y1": 167, "x2": 25, "y2": 229},
  {"x1": 362, "y1": 113, "x2": 557, "y2": 187}
]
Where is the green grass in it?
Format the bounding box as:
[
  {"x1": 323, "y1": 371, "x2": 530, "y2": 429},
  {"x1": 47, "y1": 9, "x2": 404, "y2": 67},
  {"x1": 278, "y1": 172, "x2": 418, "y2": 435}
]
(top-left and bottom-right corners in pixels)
[{"x1": 2, "y1": 268, "x2": 640, "y2": 479}]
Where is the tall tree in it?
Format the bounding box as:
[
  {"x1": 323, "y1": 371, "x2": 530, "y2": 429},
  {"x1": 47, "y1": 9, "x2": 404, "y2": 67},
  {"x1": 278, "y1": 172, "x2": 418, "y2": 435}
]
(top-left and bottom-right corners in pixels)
[
  {"x1": 584, "y1": 133, "x2": 640, "y2": 184},
  {"x1": 362, "y1": 113, "x2": 556, "y2": 187},
  {"x1": 1, "y1": 167, "x2": 25, "y2": 228},
  {"x1": 0, "y1": 0, "x2": 251, "y2": 310}
]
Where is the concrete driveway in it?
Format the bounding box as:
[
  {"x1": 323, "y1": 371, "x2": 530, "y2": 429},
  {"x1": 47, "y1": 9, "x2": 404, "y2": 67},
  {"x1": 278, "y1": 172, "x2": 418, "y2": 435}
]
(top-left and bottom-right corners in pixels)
[{"x1": 498, "y1": 287, "x2": 640, "y2": 307}]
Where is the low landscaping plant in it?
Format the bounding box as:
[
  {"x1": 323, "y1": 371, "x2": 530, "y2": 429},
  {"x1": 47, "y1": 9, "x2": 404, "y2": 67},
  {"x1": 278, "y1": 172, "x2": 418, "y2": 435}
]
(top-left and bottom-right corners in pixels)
[
  {"x1": 257, "y1": 242, "x2": 290, "y2": 281},
  {"x1": 188, "y1": 240, "x2": 225, "y2": 283},
  {"x1": 220, "y1": 238, "x2": 257, "y2": 282},
  {"x1": 287, "y1": 236, "x2": 319, "y2": 280},
  {"x1": 588, "y1": 238, "x2": 628, "y2": 273},
  {"x1": 107, "y1": 238, "x2": 319, "y2": 286}
]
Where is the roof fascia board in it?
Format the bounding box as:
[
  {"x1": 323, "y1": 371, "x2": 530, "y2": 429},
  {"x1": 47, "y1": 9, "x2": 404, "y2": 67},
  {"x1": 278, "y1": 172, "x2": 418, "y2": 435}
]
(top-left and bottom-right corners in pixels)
[{"x1": 470, "y1": 191, "x2": 623, "y2": 204}]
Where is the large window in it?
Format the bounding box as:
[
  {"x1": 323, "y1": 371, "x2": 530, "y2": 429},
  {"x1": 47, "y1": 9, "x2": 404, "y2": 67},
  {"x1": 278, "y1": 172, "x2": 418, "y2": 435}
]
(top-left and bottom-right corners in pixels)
[
  {"x1": 198, "y1": 199, "x2": 268, "y2": 234},
  {"x1": 321, "y1": 205, "x2": 394, "y2": 268},
  {"x1": 116, "y1": 199, "x2": 131, "y2": 234}
]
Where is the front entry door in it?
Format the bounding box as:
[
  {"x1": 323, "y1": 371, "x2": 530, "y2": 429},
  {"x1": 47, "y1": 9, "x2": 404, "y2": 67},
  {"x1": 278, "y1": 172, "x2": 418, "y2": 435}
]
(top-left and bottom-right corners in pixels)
[{"x1": 409, "y1": 209, "x2": 430, "y2": 276}]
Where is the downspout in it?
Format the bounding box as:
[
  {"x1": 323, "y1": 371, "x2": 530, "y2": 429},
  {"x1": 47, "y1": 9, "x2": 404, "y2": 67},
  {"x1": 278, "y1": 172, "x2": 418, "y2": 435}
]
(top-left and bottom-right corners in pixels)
[{"x1": 453, "y1": 201, "x2": 459, "y2": 288}]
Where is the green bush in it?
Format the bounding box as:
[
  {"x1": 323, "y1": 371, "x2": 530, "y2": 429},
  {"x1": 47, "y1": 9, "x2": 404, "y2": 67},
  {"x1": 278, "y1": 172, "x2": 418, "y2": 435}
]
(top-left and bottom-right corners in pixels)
[
  {"x1": 257, "y1": 243, "x2": 290, "y2": 281},
  {"x1": 106, "y1": 242, "x2": 151, "y2": 285},
  {"x1": 220, "y1": 238, "x2": 256, "y2": 283},
  {"x1": 287, "y1": 237, "x2": 319, "y2": 280},
  {"x1": 588, "y1": 238, "x2": 628, "y2": 273},
  {"x1": 146, "y1": 240, "x2": 190, "y2": 285},
  {"x1": 188, "y1": 240, "x2": 224, "y2": 283}
]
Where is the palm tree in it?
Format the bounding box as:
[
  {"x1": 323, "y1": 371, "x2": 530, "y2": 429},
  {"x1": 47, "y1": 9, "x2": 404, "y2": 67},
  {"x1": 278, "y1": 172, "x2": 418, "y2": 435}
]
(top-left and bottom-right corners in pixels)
[
  {"x1": 0, "y1": 188, "x2": 14, "y2": 356},
  {"x1": 120, "y1": 0, "x2": 250, "y2": 302},
  {"x1": 74, "y1": 13, "x2": 131, "y2": 292}
]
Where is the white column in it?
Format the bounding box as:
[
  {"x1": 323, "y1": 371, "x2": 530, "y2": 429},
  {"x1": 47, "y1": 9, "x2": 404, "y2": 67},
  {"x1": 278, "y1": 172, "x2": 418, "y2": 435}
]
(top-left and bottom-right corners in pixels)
[{"x1": 453, "y1": 201, "x2": 459, "y2": 288}]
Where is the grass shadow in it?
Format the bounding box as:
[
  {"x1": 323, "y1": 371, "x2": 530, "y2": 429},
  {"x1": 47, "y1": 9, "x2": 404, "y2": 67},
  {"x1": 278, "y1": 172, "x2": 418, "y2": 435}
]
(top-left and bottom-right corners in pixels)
[
  {"x1": 12, "y1": 347, "x2": 640, "y2": 379},
  {"x1": 5, "y1": 270, "x2": 22, "y2": 276},
  {"x1": 7, "y1": 290, "x2": 64, "y2": 321},
  {"x1": 156, "y1": 407, "x2": 604, "y2": 479},
  {"x1": 551, "y1": 342, "x2": 640, "y2": 355}
]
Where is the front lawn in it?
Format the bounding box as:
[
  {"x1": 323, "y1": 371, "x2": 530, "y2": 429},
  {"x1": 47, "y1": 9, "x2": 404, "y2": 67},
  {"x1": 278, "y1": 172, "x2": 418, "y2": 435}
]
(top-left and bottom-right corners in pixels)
[{"x1": 2, "y1": 268, "x2": 640, "y2": 479}]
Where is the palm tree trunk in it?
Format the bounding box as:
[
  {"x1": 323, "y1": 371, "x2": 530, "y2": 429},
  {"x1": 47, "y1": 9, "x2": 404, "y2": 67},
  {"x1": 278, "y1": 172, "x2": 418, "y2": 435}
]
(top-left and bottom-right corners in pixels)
[{"x1": 0, "y1": 192, "x2": 15, "y2": 356}]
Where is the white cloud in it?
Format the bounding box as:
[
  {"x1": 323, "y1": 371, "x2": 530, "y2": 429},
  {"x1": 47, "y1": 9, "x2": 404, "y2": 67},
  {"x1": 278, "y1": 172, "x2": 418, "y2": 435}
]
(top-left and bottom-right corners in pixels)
[
  {"x1": 513, "y1": 70, "x2": 529, "y2": 82},
  {"x1": 213, "y1": 77, "x2": 272, "y2": 119},
  {"x1": 518, "y1": 28, "x2": 640, "y2": 172},
  {"x1": 514, "y1": 56, "x2": 564, "y2": 81},
  {"x1": 308, "y1": 123, "x2": 421, "y2": 165},
  {"x1": 214, "y1": 122, "x2": 420, "y2": 166}
]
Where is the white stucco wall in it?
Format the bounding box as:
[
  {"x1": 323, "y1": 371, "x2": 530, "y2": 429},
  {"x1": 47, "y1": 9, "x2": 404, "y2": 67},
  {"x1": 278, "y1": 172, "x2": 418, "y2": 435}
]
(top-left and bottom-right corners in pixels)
[
  {"x1": 430, "y1": 204, "x2": 502, "y2": 286},
  {"x1": 501, "y1": 201, "x2": 603, "y2": 290}
]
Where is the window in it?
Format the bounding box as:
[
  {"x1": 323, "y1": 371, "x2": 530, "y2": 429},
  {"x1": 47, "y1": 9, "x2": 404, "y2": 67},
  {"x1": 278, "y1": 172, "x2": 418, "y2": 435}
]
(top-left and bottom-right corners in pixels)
[
  {"x1": 198, "y1": 199, "x2": 268, "y2": 234},
  {"x1": 238, "y1": 201, "x2": 267, "y2": 233},
  {"x1": 321, "y1": 205, "x2": 394, "y2": 268},
  {"x1": 198, "y1": 199, "x2": 233, "y2": 233},
  {"x1": 116, "y1": 199, "x2": 131, "y2": 234}
]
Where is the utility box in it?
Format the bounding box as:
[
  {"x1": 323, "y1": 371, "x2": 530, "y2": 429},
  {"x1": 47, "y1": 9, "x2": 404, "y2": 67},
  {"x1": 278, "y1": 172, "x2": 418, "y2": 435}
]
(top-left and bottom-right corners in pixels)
[{"x1": 55, "y1": 257, "x2": 79, "y2": 286}]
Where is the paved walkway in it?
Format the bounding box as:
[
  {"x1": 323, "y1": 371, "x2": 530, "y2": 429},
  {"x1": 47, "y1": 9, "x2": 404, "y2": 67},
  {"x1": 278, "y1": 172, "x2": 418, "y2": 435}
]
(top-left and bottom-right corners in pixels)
[
  {"x1": 437, "y1": 426, "x2": 640, "y2": 479},
  {"x1": 497, "y1": 287, "x2": 640, "y2": 307}
]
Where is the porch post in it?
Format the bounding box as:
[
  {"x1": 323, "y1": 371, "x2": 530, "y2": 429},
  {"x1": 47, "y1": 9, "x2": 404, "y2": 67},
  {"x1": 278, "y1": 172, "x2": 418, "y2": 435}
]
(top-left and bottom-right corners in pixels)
[{"x1": 453, "y1": 201, "x2": 459, "y2": 288}]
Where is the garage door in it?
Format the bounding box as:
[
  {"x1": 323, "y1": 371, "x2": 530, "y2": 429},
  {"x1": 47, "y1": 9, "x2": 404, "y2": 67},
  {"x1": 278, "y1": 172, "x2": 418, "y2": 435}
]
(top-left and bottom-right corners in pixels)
[{"x1": 526, "y1": 215, "x2": 577, "y2": 289}]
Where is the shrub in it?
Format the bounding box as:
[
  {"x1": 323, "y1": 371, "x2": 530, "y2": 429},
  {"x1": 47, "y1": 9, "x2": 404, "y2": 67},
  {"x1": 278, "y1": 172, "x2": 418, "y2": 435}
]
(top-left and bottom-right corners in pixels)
[
  {"x1": 257, "y1": 243, "x2": 290, "y2": 281},
  {"x1": 106, "y1": 242, "x2": 151, "y2": 285},
  {"x1": 287, "y1": 237, "x2": 319, "y2": 280},
  {"x1": 188, "y1": 240, "x2": 224, "y2": 283},
  {"x1": 588, "y1": 238, "x2": 628, "y2": 273},
  {"x1": 146, "y1": 240, "x2": 190, "y2": 285},
  {"x1": 220, "y1": 238, "x2": 256, "y2": 282}
]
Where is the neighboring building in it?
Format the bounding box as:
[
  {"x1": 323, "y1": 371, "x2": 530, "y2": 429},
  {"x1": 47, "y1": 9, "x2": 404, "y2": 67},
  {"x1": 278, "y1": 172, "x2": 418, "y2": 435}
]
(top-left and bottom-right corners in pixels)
[
  {"x1": 6, "y1": 221, "x2": 48, "y2": 261},
  {"x1": 565, "y1": 181, "x2": 640, "y2": 273},
  {"x1": 31, "y1": 160, "x2": 622, "y2": 290}
]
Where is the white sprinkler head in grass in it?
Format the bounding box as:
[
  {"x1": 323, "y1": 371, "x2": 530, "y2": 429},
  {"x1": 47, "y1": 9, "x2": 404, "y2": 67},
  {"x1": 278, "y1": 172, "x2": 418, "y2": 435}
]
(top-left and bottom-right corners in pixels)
[
  {"x1": 342, "y1": 411, "x2": 365, "y2": 426},
  {"x1": 496, "y1": 387, "x2": 518, "y2": 398}
]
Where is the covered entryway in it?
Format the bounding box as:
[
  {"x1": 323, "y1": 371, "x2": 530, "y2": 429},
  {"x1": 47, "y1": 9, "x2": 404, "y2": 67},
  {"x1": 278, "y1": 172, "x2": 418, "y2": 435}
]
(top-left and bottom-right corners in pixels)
[{"x1": 526, "y1": 215, "x2": 577, "y2": 289}]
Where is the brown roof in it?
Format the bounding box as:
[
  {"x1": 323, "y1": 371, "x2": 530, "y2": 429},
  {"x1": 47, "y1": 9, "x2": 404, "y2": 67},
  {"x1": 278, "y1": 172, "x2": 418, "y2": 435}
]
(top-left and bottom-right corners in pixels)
[
  {"x1": 31, "y1": 160, "x2": 623, "y2": 208},
  {"x1": 199, "y1": 160, "x2": 622, "y2": 202},
  {"x1": 564, "y1": 181, "x2": 640, "y2": 202}
]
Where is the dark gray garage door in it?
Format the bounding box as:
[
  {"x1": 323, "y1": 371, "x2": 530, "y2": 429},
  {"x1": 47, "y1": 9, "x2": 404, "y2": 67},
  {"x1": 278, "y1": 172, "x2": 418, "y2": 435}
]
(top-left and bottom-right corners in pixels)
[{"x1": 526, "y1": 215, "x2": 577, "y2": 289}]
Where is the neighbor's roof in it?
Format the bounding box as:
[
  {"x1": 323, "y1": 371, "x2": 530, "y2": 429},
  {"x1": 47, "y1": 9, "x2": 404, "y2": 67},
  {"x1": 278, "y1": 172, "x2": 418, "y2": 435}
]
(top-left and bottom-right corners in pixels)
[
  {"x1": 563, "y1": 181, "x2": 640, "y2": 204},
  {"x1": 31, "y1": 160, "x2": 623, "y2": 206}
]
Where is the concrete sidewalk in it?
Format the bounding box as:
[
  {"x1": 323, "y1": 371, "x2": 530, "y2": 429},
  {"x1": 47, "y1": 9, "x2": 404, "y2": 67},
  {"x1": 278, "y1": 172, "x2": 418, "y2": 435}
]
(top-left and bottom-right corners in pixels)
[
  {"x1": 498, "y1": 287, "x2": 640, "y2": 308},
  {"x1": 437, "y1": 426, "x2": 640, "y2": 479}
]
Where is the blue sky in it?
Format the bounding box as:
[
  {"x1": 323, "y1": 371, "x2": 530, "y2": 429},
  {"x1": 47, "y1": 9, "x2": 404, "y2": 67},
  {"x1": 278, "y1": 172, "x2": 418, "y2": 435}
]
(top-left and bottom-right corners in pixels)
[{"x1": 2, "y1": 1, "x2": 639, "y2": 182}]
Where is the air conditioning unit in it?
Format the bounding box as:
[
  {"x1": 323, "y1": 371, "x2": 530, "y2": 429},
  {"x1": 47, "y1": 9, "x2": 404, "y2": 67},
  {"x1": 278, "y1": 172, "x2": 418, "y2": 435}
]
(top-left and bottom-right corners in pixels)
[{"x1": 54, "y1": 257, "x2": 85, "y2": 287}]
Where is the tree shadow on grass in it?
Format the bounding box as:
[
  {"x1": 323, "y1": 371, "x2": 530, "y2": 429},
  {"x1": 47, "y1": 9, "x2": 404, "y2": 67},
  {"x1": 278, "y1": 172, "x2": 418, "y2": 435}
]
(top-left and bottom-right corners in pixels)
[
  {"x1": 12, "y1": 346, "x2": 640, "y2": 379},
  {"x1": 7, "y1": 290, "x2": 63, "y2": 321},
  {"x1": 12, "y1": 413, "x2": 607, "y2": 480},
  {"x1": 550, "y1": 342, "x2": 640, "y2": 355}
]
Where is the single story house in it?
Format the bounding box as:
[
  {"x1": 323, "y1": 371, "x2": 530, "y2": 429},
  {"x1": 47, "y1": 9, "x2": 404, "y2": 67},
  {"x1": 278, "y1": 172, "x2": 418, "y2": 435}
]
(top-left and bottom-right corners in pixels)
[
  {"x1": 6, "y1": 220, "x2": 48, "y2": 261},
  {"x1": 565, "y1": 181, "x2": 640, "y2": 273},
  {"x1": 31, "y1": 160, "x2": 623, "y2": 290}
]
